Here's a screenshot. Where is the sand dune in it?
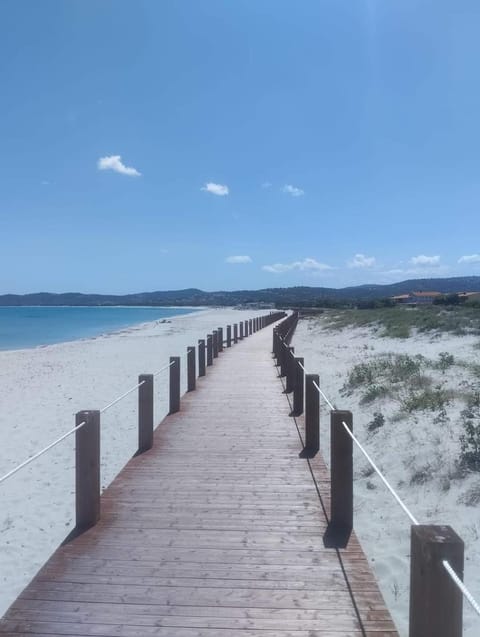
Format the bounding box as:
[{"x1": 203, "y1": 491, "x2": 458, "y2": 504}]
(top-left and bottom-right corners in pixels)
[{"x1": 293, "y1": 315, "x2": 480, "y2": 637}]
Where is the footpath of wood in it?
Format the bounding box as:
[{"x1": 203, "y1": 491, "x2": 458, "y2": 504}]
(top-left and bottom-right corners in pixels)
[{"x1": 0, "y1": 323, "x2": 398, "y2": 636}]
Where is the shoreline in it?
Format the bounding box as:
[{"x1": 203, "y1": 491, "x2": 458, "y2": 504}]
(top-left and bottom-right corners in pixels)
[
  {"x1": 0, "y1": 305, "x2": 207, "y2": 353},
  {"x1": 0, "y1": 307, "x2": 267, "y2": 617}
]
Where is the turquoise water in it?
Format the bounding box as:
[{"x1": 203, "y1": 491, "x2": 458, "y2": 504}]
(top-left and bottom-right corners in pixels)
[{"x1": 0, "y1": 306, "x2": 197, "y2": 351}]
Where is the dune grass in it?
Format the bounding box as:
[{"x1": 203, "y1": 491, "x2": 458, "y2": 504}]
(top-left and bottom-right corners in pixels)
[{"x1": 324, "y1": 305, "x2": 480, "y2": 338}]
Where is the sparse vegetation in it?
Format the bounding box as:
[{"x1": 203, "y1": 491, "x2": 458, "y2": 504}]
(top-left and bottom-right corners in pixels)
[
  {"x1": 325, "y1": 305, "x2": 480, "y2": 338},
  {"x1": 367, "y1": 411, "x2": 385, "y2": 433},
  {"x1": 437, "y1": 352, "x2": 455, "y2": 372},
  {"x1": 410, "y1": 465, "x2": 434, "y2": 485},
  {"x1": 460, "y1": 391, "x2": 480, "y2": 472},
  {"x1": 361, "y1": 384, "x2": 389, "y2": 405},
  {"x1": 459, "y1": 481, "x2": 480, "y2": 506},
  {"x1": 342, "y1": 353, "x2": 426, "y2": 404},
  {"x1": 401, "y1": 384, "x2": 454, "y2": 414}
]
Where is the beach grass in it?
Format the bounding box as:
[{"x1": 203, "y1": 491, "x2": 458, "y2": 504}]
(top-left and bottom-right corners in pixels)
[{"x1": 323, "y1": 305, "x2": 480, "y2": 338}]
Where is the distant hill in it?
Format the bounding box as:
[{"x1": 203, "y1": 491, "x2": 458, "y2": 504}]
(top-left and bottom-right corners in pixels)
[{"x1": 2, "y1": 276, "x2": 480, "y2": 307}]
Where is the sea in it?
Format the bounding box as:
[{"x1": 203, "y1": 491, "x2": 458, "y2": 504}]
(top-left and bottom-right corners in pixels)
[{"x1": 0, "y1": 306, "x2": 197, "y2": 351}]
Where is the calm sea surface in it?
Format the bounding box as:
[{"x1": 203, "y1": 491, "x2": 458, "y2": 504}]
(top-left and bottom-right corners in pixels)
[{"x1": 0, "y1": 306, "x2": 197, "y2": 351}]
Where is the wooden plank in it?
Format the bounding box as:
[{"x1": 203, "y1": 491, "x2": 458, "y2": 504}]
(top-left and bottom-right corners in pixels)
[{"x1": 0, "y1": 325, "x2": 398, "y2": 636}]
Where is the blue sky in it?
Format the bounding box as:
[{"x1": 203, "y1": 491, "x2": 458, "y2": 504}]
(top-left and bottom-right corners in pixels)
[{"x1": 1, "y1": 0, "x2": 480, "y2": 294}]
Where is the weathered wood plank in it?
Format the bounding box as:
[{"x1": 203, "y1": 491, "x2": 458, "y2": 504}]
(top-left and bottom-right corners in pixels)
[{"x1": 0, "y1": 324, "x2": 398, "y2": 636}]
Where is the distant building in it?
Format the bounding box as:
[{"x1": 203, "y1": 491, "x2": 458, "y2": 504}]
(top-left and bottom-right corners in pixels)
[
  {"x1": 391, "y1": 291, "x2": 480, "y2": 305},
  {"x1": 391, "y1": 291, "x2": 442, "y2": 305},
  {"x1": 391, "y1": 294, "x2": 411, "y2": 304},
  {"x1": 457, "y1": 292, "x2": 480, "y2": 302}
]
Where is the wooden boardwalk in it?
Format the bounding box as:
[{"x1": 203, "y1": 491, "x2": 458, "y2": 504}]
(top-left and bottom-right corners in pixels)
[{"x1": 0, "y1": 326, "x2": 398, "y2": 636}]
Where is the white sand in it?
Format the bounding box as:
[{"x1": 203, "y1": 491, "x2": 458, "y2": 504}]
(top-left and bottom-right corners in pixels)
[
  {"x1": 293, "y1": 315, "x2": 480, "y2": 637},
  {"x1": 0, "y1": 307, "x2": 267, "y2": 616}
]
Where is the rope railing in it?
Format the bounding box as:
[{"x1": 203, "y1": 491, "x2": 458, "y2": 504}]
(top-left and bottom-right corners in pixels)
[
  {"x1": 443, "y1": 559, "x2": 480, "y2": 617},
  {"x1": 153, "y1": 360, "x2": 176, "y2": 377},
  {"x1": 1, "y1": 311, "x2": 282, "y2": 494},
  {"x1": 272, "y1": 316, "x2": 480, "y2": 633},
  {"x1": 297, "y1": 357, "x2": 420, "y2": 525},
  {"x1": 0, "y1": 354, "x2": 184, "y2": 489},
  {"x1": 339, "y1": 419, "x2": 420, "y2": 526},
  {"x1": 100, "y1": 380, "x2": 146, "y2": 414},
  {"x1": 0, "y1": 420, "x2": 86, "y2": 486},
  {"x1": 312, "y1": 380, "x2": 335, "y2": 411}
]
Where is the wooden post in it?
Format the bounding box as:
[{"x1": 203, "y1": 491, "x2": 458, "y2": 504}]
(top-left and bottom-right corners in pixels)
[
  {"x1": 330, "y1": 410, "x2": 353, "y2": 534},
  {"x1": 285, "y1": 346, "x2": 295, "y2": 393},
  {"x1": 279, "y1": 341, "x2": 288, "y2": 377},
  {"x1": 75, "y1": 410, "x2": 100, "y2": 533},
  {"x1": 239, "y1": 322, "x2": 244, "y2": 339},
  {"x1": 206, "y1": 334, "x2": 213, "y2": 366},
  {"x1": 409, "y1": 525, "x2": 464, "y2": 637},
  {"x1": 226, "y1": 325, "x2": 232, "y2": 347},
  {"x1": 187, "y1": 346, "x2": 196, "y2": 392},
  {"x1": 305, "y1": 374, "x2": 319, "y2": 453},
  {"x1": 233, "y1": 323, "x2": 238, "y2": 344},
  {"x1": 292, "y1": 357, "x2": 304, "y2": 416},
  {"x1": 252, "y1": 318, "x2": 256, "y2": 333},
  {"x1": 249, "y1": 319, "x2": 253, "y2": 334},
  {"x1": 138, "y1": 374, "x2": 154, "y2": 454},
  {"x1": 272, "y1": 328, "x2": 278, "y2": 356},
  {"x1": 244, "y1": 320, "x2": 248, "y2": 337},
  {"x1": 213, "y1": 330, "x2": 219, "y2": 358},
  {"x1": 217, "y1": 327, "x2": 224, "y2": 352},
  {"x1": 198, "y1": 339, "x2": 206, "y2": 377},
  {"x1": 276, "y1": 335, "x2": 284, "y2": 369},
  {"x1": 169, "y1": 356, "x2": 180, "y2": 414}
]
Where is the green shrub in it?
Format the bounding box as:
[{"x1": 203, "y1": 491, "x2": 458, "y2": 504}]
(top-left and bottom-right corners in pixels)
[
  {"x1": 360, "y1": 384, "x2": 389, "y2": 404},
  {"x1": 367, "y1": 411, "x2": 385, "y2": 433},
  {"x1": 460, "y1": 392, "x2": 480, "y2": 471},
  {"x1": 401, "y1": 385, "x2": 453, "y2": 413},
  {"x1": 343, "y1": 354, "x2": 425, "y2": 402},
  {"x1": 437, "y1": 352, "x2": 455, "y2": 372}
]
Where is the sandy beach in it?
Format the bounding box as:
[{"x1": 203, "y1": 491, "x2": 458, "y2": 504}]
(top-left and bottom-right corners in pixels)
[
  {"x1": 2, "y1": 308, "x2": 479, "y2": 635},
  {"x1": 0, "y1": 307, "x2": 266, "y2": 616},
  {"x1": 293, "y1": 315, "x2": 480, "y2": 637}
]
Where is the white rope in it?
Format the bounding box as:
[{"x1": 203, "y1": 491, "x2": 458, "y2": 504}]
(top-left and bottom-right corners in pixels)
[
  {"x1": 0, "y1": 421, "x2": 86, "y2": 486},
  {"x1": 100, "y1": 380, "x2": 146, "y2": 414},
  {"x1": 0, "y1": 358, "x2": 176, "y2": 488},
  {"x1": 296, "y1": 348, "x2": 480, "y2": 623},
  {"x1": 313, "y1": 381, "x2": 336, "y2": 411},
  {"x1": 296, "y1": 359, "x2": 418, "y2": 524},
  {"x1": 340, "y1": 420, "x2": 419, "y2": 526},
  {"x1": 153, "y1": 360, "x2": 176, "y2": 377},
  {"x1": 288, "y1": 351, "x2": 418, "y2": 522},
  {"x1": 443, "y1": 560, "x2": 480, "y2": 616}
]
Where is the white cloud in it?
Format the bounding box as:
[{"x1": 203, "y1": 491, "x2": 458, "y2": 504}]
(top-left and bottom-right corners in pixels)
[
  {"x1": 282, "y1": 184, "x2": 304, "y2": 197},
  {"x1": 458, "y1": 254, "x2": 480, "y2": 264},
  {"x1": 348, "y1": 253, "x2": 376, "y2": 268},
  {"x1": 261, "y1": 182, "x2": 272, "y2": 189},
  {"x1": 225, "y1": 255, "x2": 252, "y2": 264},
  {"x1": 262, "y1": 257, "x2": 332, "y2": 273},
  {"x1": 97, "y1": 155, "x2": 141, "y2": 177},
  {"x1": 410, "y1": 255, "x2": 440, "y2": 266},
  {"x1": 201, "y1": 182, "x2": 229, "y2": 196}
]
